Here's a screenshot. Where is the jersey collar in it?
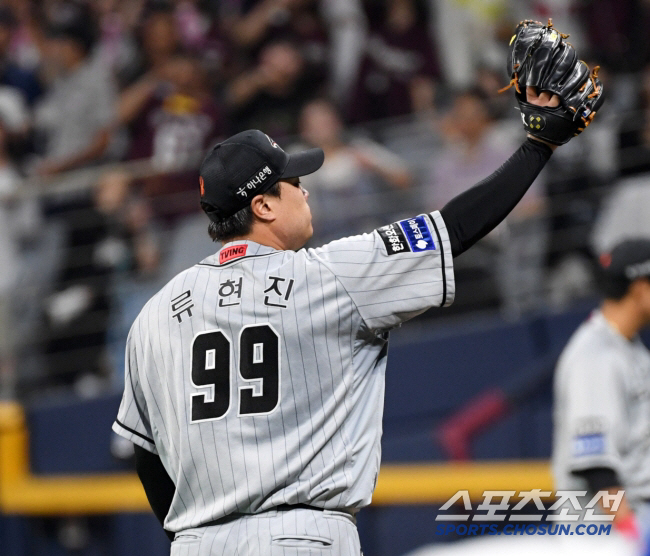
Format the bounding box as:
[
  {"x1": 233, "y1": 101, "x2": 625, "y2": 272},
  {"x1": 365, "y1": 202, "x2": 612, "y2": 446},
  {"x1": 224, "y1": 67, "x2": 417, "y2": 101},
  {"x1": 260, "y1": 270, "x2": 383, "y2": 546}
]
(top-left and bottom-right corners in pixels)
[{"x1": 591, "y1": 310, "x2": 638, "y2": 344}]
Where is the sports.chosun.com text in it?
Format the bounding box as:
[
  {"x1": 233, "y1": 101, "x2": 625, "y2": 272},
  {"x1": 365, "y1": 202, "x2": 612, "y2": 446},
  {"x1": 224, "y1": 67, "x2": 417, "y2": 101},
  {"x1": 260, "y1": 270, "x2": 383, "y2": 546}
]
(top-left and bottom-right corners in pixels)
[{"x1": 436, "y1": 523, "x2": 612, "y2": 537}]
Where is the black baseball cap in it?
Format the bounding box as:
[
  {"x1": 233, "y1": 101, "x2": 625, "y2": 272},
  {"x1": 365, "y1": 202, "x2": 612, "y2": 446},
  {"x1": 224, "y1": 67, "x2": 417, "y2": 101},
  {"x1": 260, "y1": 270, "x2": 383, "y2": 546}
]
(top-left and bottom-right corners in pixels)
[
  {"x1": 598, "y1": 239, "x2": 650, "y2": 297},
  {"x1": 199, "y1": 130, "x2": 324, "y2": 223}
]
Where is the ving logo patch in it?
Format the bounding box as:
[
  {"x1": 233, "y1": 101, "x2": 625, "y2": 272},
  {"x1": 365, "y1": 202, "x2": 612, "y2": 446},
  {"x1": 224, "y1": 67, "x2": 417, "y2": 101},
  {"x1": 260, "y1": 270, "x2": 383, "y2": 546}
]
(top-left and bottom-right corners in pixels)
[{"x1": 398, "y1": 215, "x2": 436, "y2": 252}]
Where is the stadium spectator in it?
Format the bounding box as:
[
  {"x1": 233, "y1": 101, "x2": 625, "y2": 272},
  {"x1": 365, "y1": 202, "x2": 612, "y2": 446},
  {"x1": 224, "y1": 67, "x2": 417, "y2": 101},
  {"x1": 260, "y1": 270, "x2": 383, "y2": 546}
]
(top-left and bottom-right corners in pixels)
[
  {"x1": 2, "y1": 0, "x2": 42, "y2": 72},
  {"x1": 225, "y1": 0, "x2": 327, "y2": 59},
  {"x1": 475, "y1": 64, "x2": 514, "y2": 121},
  {"x1": 225, "y1": 0, "x2": 296, "y2": 49},
  {"x1": 0, "y1": 84, "x2": 30, "y2": 140},
  {"x1": 32, "y1": 5, "x2": 117, "y2": 175},
  {"x1": 320, "y1": 0, "x2": 367, "y2": 105},
  {"x1": 117, "y1": 51, "x2": 224, "y2": 220},
  {"x1": 426, "y1": 88, "x2": 547, "y2": 315},
  {"x1": 42, "y1": 170, "x2": 159, "y2": 394},
  {"x1": 348, "y1": 0, "x2": 439, "y2": 123},
  {"x1": 227, "y1": 40, "x2": 316, "y2": 137},
  {"x1": 0, "y1": 7, "x2": 41, "y2": 105},
  {"x1": 433, "y1": 0, "x2": 505, "y2": 88},
  {"x1": 120, "y1": 52, "x2": 223, "y2": 168},
  {"x1": 91, "y1": 0, "x2": 146, "y2": 76},
  {"x1": 174, "y1": 0, "x2": 233, "y2": 90},
  {"x1": 0, "y1": 115, "x2": 22, "y2": 398},
  {"x1": 117, "y1": 1, "x2": 180, "y2": 88},
  {"x1": 296, "y1": 97, "x2": 411, "y2": 241},
  {"x1": 174, "y1": 0, "x2": 211, "y2": 50}
]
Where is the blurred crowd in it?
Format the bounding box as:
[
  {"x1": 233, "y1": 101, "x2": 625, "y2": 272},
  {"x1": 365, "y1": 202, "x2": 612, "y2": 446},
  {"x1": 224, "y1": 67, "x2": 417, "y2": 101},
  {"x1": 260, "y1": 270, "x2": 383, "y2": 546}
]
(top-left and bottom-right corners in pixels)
[{"x1": 0, "y1": 0, "x2": 650, "y2": 400}]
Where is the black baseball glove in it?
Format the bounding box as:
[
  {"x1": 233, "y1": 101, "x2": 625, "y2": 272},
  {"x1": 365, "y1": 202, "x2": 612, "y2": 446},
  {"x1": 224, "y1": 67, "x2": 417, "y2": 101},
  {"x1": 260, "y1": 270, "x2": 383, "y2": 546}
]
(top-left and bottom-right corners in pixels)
[{"x1": 500, "y1": 19, "x2": 604, "y2": 145}]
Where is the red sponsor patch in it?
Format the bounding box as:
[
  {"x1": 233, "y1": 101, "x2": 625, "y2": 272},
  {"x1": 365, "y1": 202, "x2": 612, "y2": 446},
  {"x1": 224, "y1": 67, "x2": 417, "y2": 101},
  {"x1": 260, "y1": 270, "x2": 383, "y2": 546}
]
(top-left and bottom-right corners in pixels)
[
  {"x1": 219, "y1": 244, "x2": 248, "y2": 264},
  {"x1": 199, "y1": 176, "x2": 205, "y2": 196}
]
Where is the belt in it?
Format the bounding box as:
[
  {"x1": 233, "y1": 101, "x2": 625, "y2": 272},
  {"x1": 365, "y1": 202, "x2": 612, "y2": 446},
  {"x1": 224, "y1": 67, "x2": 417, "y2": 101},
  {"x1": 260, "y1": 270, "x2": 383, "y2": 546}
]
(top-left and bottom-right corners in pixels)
[{"x1": 201, "y1": 503, "x2": 353, "y2": 528}]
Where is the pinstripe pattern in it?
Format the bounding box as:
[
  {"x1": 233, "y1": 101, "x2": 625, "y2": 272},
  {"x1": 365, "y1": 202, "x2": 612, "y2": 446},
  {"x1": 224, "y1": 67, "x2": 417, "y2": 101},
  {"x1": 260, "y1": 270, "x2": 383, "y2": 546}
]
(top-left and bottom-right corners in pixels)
[{"x1": 113, "y1": 211, "x2": 454, "y2": 535}]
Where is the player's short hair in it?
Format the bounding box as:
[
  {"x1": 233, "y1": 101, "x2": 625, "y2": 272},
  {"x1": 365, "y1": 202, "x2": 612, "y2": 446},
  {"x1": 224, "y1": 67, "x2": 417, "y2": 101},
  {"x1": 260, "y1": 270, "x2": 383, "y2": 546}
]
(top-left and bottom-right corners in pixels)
[
  {"x1": 599, "y1": 273, "x2": 650, "y2": 301},
  {"x1": 598, "y1": 272, "x2": 633, "y2": 300},
  {"x1": 208, "y1": 181, "x2": 282, "y2": 243}
]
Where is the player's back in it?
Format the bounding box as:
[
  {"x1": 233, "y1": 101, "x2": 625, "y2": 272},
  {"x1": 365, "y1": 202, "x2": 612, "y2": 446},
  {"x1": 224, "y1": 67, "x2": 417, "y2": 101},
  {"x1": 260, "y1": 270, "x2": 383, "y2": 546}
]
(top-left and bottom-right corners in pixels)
[
  {"x1": 114, "y1": 211, "x2": 454, "y2": 532},
  {"x1": 124, "y1": 240, "x2": 381, "y2": 530}
]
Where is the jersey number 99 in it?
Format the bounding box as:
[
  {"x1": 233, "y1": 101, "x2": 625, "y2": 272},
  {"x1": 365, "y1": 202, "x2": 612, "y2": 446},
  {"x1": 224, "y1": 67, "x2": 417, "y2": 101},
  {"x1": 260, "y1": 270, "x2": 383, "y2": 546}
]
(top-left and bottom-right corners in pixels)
[{"x1": 190, "y1": 324, "x2": 281, "y2": 423}]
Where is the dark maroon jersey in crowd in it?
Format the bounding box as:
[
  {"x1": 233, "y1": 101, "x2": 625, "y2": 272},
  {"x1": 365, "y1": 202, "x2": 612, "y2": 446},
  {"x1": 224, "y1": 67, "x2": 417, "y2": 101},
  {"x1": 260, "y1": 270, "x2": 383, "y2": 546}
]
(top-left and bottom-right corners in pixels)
[
  {"x1": 126, "y1": 87, "x2": 224, "y2": 221},
  {"x1": 349, "y1": 13, "x2": 439, "y2": 123},
  {"x1": 127, "y1": 87, "x2": 223, "y2": 166}
]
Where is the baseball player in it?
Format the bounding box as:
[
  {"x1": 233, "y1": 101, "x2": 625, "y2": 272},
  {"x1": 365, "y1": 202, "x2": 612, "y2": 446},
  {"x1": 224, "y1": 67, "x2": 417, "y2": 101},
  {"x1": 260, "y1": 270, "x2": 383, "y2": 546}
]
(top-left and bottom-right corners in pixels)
[
  {"x1": 112, "y1": 20, "x2": 603, "y2": 555},
  {"x1": 553, "y1": 239, "x2": 650, "y2": 544}
]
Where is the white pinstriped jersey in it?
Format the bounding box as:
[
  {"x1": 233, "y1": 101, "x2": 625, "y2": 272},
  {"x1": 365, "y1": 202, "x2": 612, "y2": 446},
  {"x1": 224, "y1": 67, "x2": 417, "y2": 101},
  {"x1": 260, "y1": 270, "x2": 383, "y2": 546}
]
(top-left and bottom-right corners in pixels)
[
  {"x1": 113, "y1": 211, "x2": 454, "y2": 532},
  {"x1": 553, "y1": 311, "x2": 650, "y2": 505}
]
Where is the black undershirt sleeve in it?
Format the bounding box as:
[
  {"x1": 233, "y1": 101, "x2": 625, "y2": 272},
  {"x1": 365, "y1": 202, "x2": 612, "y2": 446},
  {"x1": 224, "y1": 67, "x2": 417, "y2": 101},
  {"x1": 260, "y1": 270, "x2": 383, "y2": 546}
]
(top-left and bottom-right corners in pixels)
[
  {"x1": 440, "y1": 138, "x2": 553, "y2": 257},
  {"x1": 134, "y1": 444, "x2": 176, "y2": 542},
  {"x1": 573, "y1": 467, "x2": 622, "y2": 494}
]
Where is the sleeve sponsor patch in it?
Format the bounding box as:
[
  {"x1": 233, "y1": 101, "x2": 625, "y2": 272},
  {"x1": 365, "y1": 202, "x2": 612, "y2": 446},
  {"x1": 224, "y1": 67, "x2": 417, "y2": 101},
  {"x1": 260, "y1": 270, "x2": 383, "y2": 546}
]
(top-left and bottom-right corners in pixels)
[
  {"x1": 399, "y1": 215, "x2": 437, "y2": 252},
  {"x1": 377, "y1": 222, "x2": 409, "y2": 255},
  {"x1": 377, "y1": 215, "x2": 436, "y2": 256},
  {"x1": 572, "y1": 433, "x2": 605, "y2": 457}
]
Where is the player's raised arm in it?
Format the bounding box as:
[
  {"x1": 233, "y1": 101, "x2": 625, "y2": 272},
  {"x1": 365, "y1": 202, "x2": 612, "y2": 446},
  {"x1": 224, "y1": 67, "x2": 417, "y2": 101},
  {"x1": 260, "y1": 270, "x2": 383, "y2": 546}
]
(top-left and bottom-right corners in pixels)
[
  {"x1": 440, "y1": 132, "x2": 552, "y2": 257},
  {"x1": 440, "y1": 19, "x2": 604, "y2": 257}
]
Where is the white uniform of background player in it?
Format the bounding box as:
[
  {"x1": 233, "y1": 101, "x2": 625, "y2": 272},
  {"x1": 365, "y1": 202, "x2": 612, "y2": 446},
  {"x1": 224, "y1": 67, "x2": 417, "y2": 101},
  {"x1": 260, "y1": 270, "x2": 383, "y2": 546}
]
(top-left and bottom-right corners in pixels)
[
  {"x1": 553, "y1": 239, "x2": 650, "y2": 548},
  {"x1": 553, "y1": 312, "x2": 650, "y2": 502}
]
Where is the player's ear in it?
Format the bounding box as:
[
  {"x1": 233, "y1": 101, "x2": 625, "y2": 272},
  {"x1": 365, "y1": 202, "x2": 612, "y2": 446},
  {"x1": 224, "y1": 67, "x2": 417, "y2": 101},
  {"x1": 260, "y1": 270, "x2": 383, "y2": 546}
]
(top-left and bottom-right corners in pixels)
[
  {"x1": 250, "y1": 193, "x2": 276, "y2": 223},
  {"x1": 637, "y1": 278, "x2": 650, "y2": 298}
]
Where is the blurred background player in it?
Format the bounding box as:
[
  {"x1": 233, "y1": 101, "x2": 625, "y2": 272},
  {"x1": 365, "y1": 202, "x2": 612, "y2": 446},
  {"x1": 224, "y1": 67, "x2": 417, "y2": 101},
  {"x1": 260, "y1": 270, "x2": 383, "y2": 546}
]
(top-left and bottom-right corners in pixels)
[{"x1": 553, "y1": 239, "x2": 650, "y2": 547}]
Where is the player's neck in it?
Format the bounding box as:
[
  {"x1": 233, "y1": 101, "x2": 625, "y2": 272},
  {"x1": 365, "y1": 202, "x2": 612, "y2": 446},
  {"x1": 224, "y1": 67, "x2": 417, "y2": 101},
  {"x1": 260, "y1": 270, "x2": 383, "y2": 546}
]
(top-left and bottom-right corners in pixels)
[
  {"x1": 601, "y1": 300, "x2": 645, "y2": 340},
  {"x1": 224, "y1": 229, "x2": 291, "y2": 252}
]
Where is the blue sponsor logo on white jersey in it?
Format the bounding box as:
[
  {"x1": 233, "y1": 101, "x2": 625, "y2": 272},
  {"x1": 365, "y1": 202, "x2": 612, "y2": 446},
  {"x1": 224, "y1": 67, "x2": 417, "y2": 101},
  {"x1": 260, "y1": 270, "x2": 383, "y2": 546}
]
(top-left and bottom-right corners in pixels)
[
  {"x1": 572, "y1": 433, "x2": 605, "y2": 457},
  {"x1": 398, "y1": 215, "x2": 436, "y2": 252}
]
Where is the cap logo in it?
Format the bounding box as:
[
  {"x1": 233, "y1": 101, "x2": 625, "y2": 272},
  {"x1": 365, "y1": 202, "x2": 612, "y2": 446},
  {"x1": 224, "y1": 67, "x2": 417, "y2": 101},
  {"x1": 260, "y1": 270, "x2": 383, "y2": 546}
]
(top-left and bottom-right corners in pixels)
[
  {"x1": 237, "y1": 166, "x2": 273, "y2": 197},
  {"x1": 265, "y1": 134, "x2": 280, "y2": 149},
  {"x1": 199, "y1": 176, "x2": 205, "y2": 196},
  {"x1": 625, "y1": 259, "x2": 650, "y2": 280}
]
